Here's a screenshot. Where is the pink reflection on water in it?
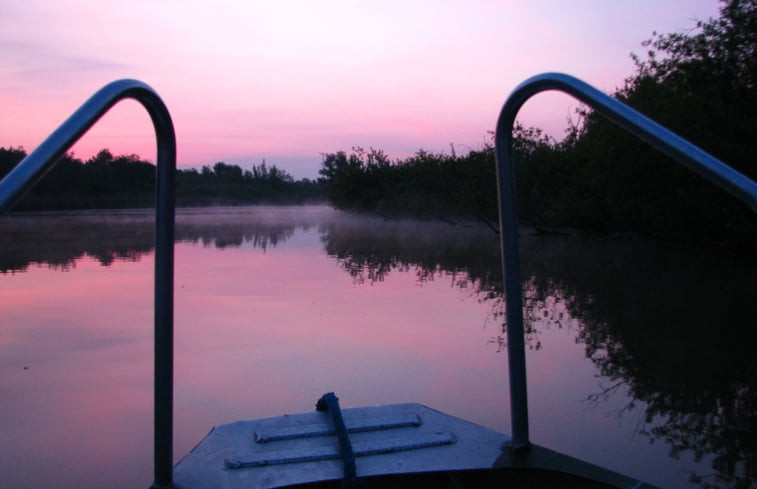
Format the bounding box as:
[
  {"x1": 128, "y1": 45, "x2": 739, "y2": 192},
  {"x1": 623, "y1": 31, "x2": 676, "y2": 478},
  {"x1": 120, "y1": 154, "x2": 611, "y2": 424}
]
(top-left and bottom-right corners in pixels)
[
  {"x1": 172, "y1": 234, "x2": 510, "y2": 457},
  {"x1": 0, "y1": 226, "x2": 515, "y2": 488},
  {"x1": 1, "y1": 256, "x2": 155, "y2": 488},
  {"x1": 0, "y1": 209, "x2": 719, "y2": 489}
]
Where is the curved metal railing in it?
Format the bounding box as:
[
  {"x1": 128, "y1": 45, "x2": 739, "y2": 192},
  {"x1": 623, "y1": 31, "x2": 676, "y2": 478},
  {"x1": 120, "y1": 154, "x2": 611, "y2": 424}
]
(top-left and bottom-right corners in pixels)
[
  {"x1": 494, "y1": 72, "x2": 757, "y2": 452},
  {"x1": 0, "y1": 79, "x2": 177, "y2": 489}
]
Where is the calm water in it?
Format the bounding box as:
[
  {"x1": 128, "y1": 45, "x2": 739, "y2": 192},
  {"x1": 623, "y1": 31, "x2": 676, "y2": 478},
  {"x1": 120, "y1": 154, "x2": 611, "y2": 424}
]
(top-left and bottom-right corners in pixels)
[{"x1": 1, "y1": 205, "x2": 754, "y2": 489}]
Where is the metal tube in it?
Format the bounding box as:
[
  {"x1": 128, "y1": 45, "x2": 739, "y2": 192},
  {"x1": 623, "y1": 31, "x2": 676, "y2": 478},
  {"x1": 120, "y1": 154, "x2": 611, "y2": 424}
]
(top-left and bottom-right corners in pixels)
[
  {"x1": 0, "y1": 80, "x2": 176, "y2": 488},
  {"x1": 494, "y1": 72, "x2": 757, "y2": 452},
  {"x1": 493, "y1": 120, "x2": 530, "y2": 452},
  {"x1": 148, "y1": 87, "x2": 177, "y2": 489}
]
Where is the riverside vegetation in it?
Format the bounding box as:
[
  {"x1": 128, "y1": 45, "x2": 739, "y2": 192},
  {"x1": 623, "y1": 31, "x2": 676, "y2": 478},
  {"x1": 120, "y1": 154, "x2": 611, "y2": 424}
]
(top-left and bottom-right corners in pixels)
[
  {"x1": 2, "y1": 1, "x2": 754, "y2": 244},
  {"x1": 318, "y1": 0, "x2": 757, "y2": 244},
  {"x1": 0, "y1": 147, "x2": 324, "y2": 209}
]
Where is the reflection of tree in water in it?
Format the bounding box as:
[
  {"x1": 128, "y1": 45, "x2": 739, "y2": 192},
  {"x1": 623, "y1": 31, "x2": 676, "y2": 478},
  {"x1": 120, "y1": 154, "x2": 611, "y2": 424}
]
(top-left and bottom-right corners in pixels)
[
  {"x1": 520, "y1": 234, "x2": 757, "y2": 489},
  {"x1": 0, "y1": 206, "x2": 333, "y2": 272},
  {"x1": 175, "y1": 224, "x2": 295, "y2": 250},
  {"x1": 0, "y1": 213, "x2": 156, "y2": 272},
  {"x1": 318, "y1": 214, "x2": 506, "y2": 324},
  {"x1": 321, "y1": 216, "x2": 597, "y2": 353},
  {"x1": 321, "y1": 219, "x2": 757, "y2": 489},
  {"x1": 176, "y1": 207, "x2": 327, "y2": 251},
  {"x1": 319, "y1": 216, "x2": 578, "y2": 353}
]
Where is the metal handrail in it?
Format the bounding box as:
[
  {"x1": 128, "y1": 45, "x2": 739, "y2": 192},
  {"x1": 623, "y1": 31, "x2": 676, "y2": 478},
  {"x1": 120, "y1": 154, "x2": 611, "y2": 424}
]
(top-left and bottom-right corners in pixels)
[
  {"x1": 494, "y1": 72, "x2": 757, "y2": 452},
  {"x1": 0, "y1": 79, "x2": 177, "y2": 489}
]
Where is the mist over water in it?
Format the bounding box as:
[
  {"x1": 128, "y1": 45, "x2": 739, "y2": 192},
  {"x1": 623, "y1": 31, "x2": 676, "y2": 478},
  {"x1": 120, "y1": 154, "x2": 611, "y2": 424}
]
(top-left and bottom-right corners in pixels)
[{"x1": 1, "y1": 205, "x2": 754, "y2": 489}]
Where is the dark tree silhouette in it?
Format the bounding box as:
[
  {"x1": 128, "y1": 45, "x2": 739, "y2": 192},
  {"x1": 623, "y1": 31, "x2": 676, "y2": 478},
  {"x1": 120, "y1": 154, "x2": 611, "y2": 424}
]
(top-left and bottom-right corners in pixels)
[
  {"x1": 0, "y1": 147, "x2": 324, "y2": 210},
  {"x1": 318, "y1": 0, "x2": 757, "y2": 244}
]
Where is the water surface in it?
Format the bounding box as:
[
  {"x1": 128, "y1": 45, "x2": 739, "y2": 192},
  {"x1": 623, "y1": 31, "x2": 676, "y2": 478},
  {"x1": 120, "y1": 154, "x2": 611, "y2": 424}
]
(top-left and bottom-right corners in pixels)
[{"x1": 1, "y1": 205, "x2": 754, "y2": 488}]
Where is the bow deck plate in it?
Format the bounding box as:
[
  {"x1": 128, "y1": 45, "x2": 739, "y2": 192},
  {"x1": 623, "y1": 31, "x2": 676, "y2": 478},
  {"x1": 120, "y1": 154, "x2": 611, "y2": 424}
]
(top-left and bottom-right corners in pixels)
[{"x1": 174, "y1": 403, "x2": 510, "y2": 489}]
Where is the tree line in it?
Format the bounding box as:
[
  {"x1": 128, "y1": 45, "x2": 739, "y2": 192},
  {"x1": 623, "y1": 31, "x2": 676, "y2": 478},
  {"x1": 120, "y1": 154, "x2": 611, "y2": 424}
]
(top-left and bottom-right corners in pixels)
[
  {"x1": 0, "y1": 147, "x2": 324, "y2": 210},
  {"x1": 318, "y1": 0, "x2": 757, "y2": 244}
]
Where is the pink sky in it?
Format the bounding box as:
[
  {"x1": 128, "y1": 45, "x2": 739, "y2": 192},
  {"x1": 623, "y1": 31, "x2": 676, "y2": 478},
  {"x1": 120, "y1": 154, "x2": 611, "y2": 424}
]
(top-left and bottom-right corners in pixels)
[{"x1": 0, "y1": 0, "x2": 720, "y2": 178}]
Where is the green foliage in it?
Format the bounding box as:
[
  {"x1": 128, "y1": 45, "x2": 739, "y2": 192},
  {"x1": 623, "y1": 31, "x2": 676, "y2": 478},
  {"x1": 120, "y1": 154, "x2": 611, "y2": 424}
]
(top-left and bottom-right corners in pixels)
[
  {"x1": 0, "y1": 146, "x2": 27, "y2": 177},
  {"x1": 318, "y1": 0, "x2": 757, "y2": 243},
  {"x1": 1, "y1": 147, "x2": 158, "y2": 209},
  {"x1": 566, "y1": 0, "x2": 757, "y2": 239},
  {"x1": 318, "y1": 147, "x2": 392, "y2": 210},
  {"x1": 0, "y1": 147, "x2": 324, "y2": 210},
  {"x1": 177, "y1": 159, "x2": 319, "y2": 205},
  {"x1": 318, "y1": 146, "x2": 497, "y2": 223}
]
